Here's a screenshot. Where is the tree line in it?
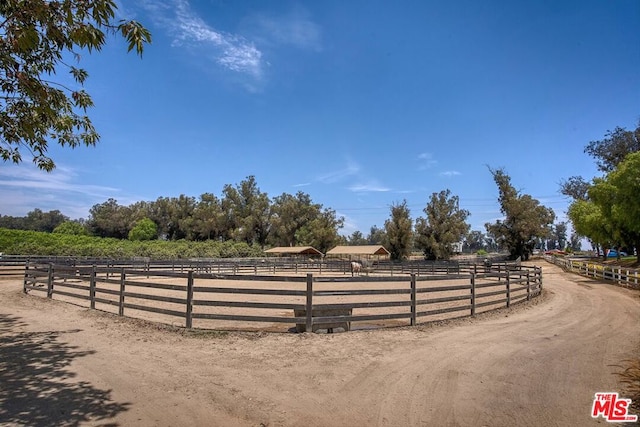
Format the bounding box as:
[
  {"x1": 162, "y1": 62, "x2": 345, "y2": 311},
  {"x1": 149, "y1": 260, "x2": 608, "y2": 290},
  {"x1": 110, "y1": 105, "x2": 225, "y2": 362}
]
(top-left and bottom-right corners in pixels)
[
  {"x1": 1, "y1": 172, "x2": 561, "y2": 261},
  {"x1": 562, "y1": 121, "x2": 640, "y2": 262}
]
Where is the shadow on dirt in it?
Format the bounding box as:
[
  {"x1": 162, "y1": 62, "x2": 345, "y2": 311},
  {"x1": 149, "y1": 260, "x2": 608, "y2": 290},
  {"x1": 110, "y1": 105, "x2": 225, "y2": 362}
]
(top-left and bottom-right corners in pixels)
[{"x1": 0, "y1": 313, "x2": 130, "y2": 426}]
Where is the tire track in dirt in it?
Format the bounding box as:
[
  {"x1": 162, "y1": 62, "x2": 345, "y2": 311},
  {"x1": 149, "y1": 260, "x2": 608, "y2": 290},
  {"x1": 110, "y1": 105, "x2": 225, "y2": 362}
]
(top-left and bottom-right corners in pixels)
[
  {"x1": 1, "y1": 262, "x2": 638, "y2": 426},
  {"x1": 311, "y1": 263, "x2": 640, "y2": 426}
]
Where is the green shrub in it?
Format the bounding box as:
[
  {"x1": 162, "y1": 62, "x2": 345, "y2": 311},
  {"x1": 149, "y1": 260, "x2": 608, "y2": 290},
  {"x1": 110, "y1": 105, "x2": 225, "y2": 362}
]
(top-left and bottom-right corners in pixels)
[{"x1": 0, "y1": 228, "x2": 265, "y2": 259}]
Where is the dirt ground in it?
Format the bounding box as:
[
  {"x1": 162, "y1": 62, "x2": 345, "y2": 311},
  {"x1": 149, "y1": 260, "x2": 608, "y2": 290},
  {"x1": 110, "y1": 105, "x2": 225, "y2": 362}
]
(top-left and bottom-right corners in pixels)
[{"x1": 1, "y1": 262, "x2": 639, "y2": 426}]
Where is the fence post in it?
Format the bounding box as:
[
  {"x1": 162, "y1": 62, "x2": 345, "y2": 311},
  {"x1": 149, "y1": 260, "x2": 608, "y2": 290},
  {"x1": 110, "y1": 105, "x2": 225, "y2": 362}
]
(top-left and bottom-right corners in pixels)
[
  {"x1": 410, "y1": 273, "x2": 417, "y2": 326},
  {"x1": 506, "y1": 270, "x2": 511, "y2": 308},
  {"x1": 186, "y1": 270, "x2": 194, "y2": 329},
  {"x1": 23, "y1": 261, "x2": 29, "y2": 294},
  {"x1": 119, "y1": 268, "x2": 126, "y2": 316},
  {"x1": 47, "y1": 263, "x2": 54, "y2": 299},
  {"x1": 90, "y1": 265, "x2": 96, "y2": 309},
  {"x1": 526, "y1": 270, "x2": 531, "y2": 301},
  {"x1": 470, "y1": 273, "x2": 476, "y2": 316},
  {"x1": 306, "y1": 274, "x2": 313, "y2": 333},
  {"x1": 538, "y1": 267, "x2": 543, "y2": 292}
]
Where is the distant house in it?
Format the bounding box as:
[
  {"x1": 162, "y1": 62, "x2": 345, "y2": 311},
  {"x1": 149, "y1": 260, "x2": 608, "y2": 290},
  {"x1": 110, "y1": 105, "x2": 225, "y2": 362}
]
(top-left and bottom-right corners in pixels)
[
  {"x1": 264, "y1": 246, "x2": 323, "y2": 258},
  {"x1": 451, "y1": 241, "x2": 463, "y2": 254},
  {"x1": 325, "y1": 245, "x2": 391, "y2": 261}
]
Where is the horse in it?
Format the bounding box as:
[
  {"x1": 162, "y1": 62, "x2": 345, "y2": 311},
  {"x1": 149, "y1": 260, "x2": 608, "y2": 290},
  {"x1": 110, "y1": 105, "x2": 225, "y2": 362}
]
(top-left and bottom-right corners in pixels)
[{"x1": 350, "y1": 261, "x2": 362, "y2": 276}]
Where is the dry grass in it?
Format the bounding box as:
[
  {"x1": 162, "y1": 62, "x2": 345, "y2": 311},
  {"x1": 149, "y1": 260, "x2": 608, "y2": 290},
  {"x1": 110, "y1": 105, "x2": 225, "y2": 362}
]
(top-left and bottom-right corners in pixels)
[{"x1": 614, "y1": 358, "x2": 640, "y2": 411}]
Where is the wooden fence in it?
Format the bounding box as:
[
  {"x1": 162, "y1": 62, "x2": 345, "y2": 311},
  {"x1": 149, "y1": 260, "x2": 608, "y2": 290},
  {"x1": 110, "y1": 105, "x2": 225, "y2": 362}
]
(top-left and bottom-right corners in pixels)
[
  {"x1": 544, "y1": 255, "x2": 640, "y2": 289},
  {"x1": 22, "y1": 262, "x2": 542, "y2": 333},
  {"x1": 3, "y1": 254, "x2": 511, "y2": 277}
]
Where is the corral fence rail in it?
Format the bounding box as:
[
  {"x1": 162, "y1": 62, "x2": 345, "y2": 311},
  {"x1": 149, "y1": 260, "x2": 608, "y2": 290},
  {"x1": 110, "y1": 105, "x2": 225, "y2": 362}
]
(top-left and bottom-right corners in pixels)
[
  {"x1": 544, "y1": 255, "x2": 639, "y2": 290},
  {"x1": 22, "y1": 260, "x2": 543, "y2": 332},
  {"x1": 3, "y1": 254, "x2": 512, "y2": 277}
]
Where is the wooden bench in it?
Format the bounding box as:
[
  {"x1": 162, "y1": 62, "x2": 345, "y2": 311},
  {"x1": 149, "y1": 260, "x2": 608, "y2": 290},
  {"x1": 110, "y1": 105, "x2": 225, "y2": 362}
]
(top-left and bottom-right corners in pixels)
[{"x1": 294, "y1": 307, "x2": 352, "y2": 333}]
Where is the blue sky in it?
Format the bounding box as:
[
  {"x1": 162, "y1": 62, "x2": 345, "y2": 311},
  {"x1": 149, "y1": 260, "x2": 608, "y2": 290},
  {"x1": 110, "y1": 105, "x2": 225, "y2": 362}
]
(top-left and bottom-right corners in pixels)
[{"x1": 1, "y1": 0, "x2": 639, "y2": 237}]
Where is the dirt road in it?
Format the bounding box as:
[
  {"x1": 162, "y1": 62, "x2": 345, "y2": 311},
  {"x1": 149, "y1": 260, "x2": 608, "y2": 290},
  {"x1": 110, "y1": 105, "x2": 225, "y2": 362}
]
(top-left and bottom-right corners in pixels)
[{"x1": 1, "y1": 262, "x2": 639, "y2": 426}]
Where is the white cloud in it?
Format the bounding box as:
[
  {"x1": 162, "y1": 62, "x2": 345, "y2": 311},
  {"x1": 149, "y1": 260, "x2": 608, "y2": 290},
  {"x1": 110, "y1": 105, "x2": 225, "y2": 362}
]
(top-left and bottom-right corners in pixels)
[
  {"x1": 348, "y1": 182, "x2": 390, "y2": 193},
  {"x1": 317, "y1": 161, "x2": 360, "y2": 184},
  {"x1": 0, "y1": 164, "x2": 123, "y2": 219},
  {"x1": 249, "y1": 8, "x2": 322, "y2": 51},
  {"x1": 417, "y1": 152, "x2": 438, "y2": 170},
  {"x1": 143, "y1": 0, "x2": 264, "y2": 78},
  {"x1": 440, "y1": 170, "x2": 462, "y2": 177}
]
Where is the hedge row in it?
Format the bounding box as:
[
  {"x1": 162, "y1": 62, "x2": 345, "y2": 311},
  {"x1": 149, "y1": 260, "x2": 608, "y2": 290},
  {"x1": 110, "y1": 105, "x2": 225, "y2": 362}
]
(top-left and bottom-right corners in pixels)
[{"x1": 0, "y1": 228, "x2": 264, "y2": 259}]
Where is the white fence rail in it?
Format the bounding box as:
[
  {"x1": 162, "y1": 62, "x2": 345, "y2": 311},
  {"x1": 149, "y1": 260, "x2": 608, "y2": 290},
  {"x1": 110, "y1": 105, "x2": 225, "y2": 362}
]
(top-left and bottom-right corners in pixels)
[{"x1": 544, "y1": 255, "x2": 640, "y2": 289}]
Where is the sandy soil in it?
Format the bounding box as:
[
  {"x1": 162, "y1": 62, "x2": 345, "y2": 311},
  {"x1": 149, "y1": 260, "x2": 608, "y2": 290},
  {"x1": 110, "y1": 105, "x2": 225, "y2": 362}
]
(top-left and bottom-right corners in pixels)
[{"x1": 1, "y1": 262, "x2": 639, "y2": 426}]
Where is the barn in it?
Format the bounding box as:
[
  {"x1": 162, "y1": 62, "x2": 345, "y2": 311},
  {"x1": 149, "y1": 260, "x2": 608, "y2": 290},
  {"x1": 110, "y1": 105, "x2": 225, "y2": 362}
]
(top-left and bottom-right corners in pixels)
[
  {"x1": 264, "y1": 246, "x2": 323, "y2": 258},
  {"x1": 325, "y1": 245, "x2": 391, "y2": 261}
]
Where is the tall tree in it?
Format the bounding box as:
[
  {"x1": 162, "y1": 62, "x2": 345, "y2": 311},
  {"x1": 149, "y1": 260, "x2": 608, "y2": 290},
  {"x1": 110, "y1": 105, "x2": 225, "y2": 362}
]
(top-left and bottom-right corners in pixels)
[
  {"x1": 191, "y1": 193, "x2": 224, "y2": 241},
  {"x1": 567, "y1": 199, "x2": 611, "y2": 257},
  {"x1": 23, "y1": 208, "x2": 67, "y2": 232},
  {"x1": 295, "y1": 208, "x2": 344, "y2": 254},
  {"x1": 589, "y1": 152, "x2": 640, "y2": 261},
  {"x1": 367, "y1": 226, "x2": 386, "y2": 245},
  {"x1": 562, "y1": 121, "x2": 640, "y2": 258},
  {"x1": 559, "y1": 176, "x2": 591, "y2": 201},
  {"x1": 568, "y1": 232, "x2": 582, "y2": 252},
  {"x1": 87, "y1": 198, "x2": 131, "y2": 238},
  {"x1": 221, "y1": 176, "x2": 271, "y2": 247},
  {"x1": 554, "y1": 222, "x2": 568, "y2": 251},
  {"x1": 584, "y1": 123, "x2": 640, "y2": 173},
  {"x1": 347, "y1": 231, "x2": 368, "y2": 245},
  {"x1": 0, "y1": 0, "x2": 151, "y2": 170},
  {"x1": 485, "y1": 168, "x2": 555, "y2": 260},
  {"x1": 146, "y1": 195, "x2": 195, "y2": 241},
  {"x1": 269, "y1": 192, "x2": 320, "y2": 247},
  {"x1": 464, "y1": 230, "x2": 486, "y2": 253},
  {"x1": 414, "y1": 190, "x2": 470, "y2": 260},
  {"x1": 384, "y1": 200, "x2": 413, "y2": 261}
]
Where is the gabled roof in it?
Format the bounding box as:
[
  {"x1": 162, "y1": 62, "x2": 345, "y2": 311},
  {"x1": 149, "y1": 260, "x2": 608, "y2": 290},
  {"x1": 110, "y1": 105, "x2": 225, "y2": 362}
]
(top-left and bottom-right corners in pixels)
[
  {"x1": 326, "y1": 245, "x2": 390, "y2": 256},
  {"x1": 264, "y1": 246, "x2": 323, "y2": 256}
]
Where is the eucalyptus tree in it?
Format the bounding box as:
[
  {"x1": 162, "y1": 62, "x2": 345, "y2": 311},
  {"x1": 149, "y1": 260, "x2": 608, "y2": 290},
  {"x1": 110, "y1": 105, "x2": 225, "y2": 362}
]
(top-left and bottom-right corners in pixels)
[
  {"x1": 269, "y1": 191, "x2": 321, "y2": 247},
  {"x1": 464, "y1": 230, "x2": 486, "y2": 253},
  {"x1": 87, "y1": 198, "x2": 131, "y2": 239},
  {"x1": 147, "y1": 195, "x2": 196, "y2": 241},
  {"x1": 562, "y1": 121, "x2": 640, "y2": 257},
  {"x1": 221, "y1": 176, "x2": 271, "y2": 247},
  {"x1": 0, "y1": 209, "x2": 67, "y2": 232},
  {"x1": 384, "y1": 200, "x2": 413, "y2": 261},
  {"x1": 367, "y1": 226, "x2": 386, "y2": 245},
  {"x1": 295, "y1": 208, "x2": 344, "y2": 254},
  {"x1": 485, "y1": 168, "x2": 555, "y2": 260},
  {"x1": 347, "y1": 231, "x2": 368, "y2": 245},
  {"x1": 588, "y1": 152, "x2": 640, "y2": 261},
  {"x1": 191, "y1": 193, "x2": 225, "y2": 241},
  {"x1": 0, "y1": 0, "x2": 151, "y2": 170},
  {"x1": 414, "y1": 190, "x2": 470, "y2": 260},
  {"x1": 584, "y1": 123, "x2": 640, "y2": 173}
]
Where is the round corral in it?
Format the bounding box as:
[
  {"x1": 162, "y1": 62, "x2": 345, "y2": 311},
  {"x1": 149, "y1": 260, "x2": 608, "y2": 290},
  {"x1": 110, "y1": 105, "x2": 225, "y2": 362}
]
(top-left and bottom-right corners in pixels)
[{"x1": 21, "y1": 258, "x2": 542, "y2": 333}]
